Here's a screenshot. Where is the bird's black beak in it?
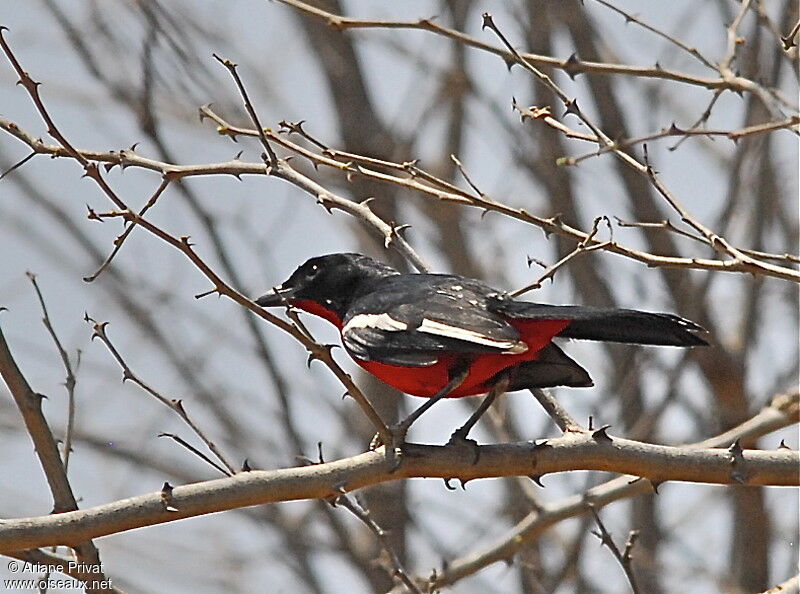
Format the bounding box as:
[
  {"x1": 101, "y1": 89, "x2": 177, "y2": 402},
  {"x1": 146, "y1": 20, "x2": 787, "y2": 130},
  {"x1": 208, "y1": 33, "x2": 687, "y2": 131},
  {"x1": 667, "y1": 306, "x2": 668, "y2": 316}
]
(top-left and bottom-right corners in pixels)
[{"x1": 255, "y1": 285, "x2": 295, "y2": 307}]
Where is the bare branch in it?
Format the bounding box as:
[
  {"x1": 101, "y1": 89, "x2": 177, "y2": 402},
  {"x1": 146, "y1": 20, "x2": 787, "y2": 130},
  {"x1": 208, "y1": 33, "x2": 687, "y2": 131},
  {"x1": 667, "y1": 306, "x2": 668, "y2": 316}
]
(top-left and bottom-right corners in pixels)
[
  {"x1": 86, "y1": 315, "x2": 237, "y2": 476},
  {"x1": 0, "y1": 322, "x2": 111, "y2": 591},
  {"x1": 588, "y1": 504, "x2": 641, "y2": 594},
  {"x1": 0, "y1": 427, "x2": 796, "y2": 553}
]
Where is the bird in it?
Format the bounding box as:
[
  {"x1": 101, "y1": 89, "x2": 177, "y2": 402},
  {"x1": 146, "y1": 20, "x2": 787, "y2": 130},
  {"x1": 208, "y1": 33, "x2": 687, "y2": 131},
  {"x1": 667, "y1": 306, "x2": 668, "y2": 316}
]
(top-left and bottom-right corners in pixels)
[{"x1": 256, "y1": 253, "x2": 707, "y2": 444}]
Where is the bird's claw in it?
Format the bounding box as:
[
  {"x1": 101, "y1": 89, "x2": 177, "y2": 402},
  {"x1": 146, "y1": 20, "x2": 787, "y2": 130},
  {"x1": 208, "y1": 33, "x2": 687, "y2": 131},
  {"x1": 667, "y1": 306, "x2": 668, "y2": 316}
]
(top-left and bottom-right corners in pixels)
[
  {"x1": 379, "y1": 420, "x2": 413, "y2": 472},
  {"x1": 447, "y1": 428, "x2": 481, "y2": 464}
]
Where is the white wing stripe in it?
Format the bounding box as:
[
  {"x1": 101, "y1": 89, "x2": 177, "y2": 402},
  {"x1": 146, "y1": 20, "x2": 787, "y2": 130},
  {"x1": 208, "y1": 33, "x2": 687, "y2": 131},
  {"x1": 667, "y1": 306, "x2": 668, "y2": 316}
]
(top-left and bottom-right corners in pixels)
[
  {"x1": 343, "y1": 313, "x2": 409, "y2": 333},
  {"x1": 417, "y1": 319, "x2": 528, "y2": 353}
]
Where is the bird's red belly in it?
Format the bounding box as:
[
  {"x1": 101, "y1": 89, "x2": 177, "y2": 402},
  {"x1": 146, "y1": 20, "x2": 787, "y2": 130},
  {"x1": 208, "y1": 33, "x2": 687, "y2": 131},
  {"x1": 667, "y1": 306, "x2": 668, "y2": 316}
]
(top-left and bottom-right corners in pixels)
[{"x1": 354, "y1": 319, "x2": 570, "y2": 398}]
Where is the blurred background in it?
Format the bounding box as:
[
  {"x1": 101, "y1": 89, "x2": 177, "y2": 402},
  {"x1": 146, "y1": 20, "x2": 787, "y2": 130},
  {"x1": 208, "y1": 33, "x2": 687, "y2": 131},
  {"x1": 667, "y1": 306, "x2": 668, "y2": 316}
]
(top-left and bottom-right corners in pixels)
[{"x1": 0, "y1": 1, "x2": 797, "y2": 592}]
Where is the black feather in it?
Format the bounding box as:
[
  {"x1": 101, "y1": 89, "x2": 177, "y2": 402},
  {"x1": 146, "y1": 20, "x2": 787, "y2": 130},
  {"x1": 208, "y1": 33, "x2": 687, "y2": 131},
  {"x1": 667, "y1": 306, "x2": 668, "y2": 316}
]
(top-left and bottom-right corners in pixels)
[
  {"x1": 494, "y1": 302, "x2": 708, "y2": 347},
  {"x1": 500, "y1": 343, "x2": 594, "y2": 390}
]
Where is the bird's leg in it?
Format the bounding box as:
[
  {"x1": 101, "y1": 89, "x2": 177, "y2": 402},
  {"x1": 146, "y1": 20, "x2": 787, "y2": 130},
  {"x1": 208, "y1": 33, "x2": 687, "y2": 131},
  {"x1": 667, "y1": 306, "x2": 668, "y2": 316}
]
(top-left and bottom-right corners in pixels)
[
  {"x1": 447, "y1": 374, "x2": 510, "y2": 462},
  {"x1": 389, "y1": 364, "x2": 470, "y2": 447}
]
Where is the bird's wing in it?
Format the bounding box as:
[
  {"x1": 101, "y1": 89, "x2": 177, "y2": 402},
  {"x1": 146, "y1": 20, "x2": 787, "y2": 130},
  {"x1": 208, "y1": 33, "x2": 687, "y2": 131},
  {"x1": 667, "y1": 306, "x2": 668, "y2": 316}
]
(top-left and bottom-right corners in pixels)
[{"x1": 341, "y1": 275, "x2": 526, "y2": 366}]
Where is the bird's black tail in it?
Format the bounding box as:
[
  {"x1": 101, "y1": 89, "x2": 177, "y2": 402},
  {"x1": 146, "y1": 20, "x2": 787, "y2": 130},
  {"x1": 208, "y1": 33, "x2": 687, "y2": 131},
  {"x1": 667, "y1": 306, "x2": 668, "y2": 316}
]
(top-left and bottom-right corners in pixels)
[{"x1": 496, "y1": 302, "x2": 708, "y2": 347}]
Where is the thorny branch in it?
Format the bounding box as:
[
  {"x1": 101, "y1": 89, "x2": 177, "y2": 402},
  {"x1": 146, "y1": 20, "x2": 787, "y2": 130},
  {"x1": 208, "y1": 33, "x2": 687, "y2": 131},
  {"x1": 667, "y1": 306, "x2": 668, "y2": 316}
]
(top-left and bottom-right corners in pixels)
[
  {"x1": 86, "y1": 315, "x2": 237, "y2": 476},
  {"x1": 27, "y1": 273, "x2": 79, "y2": 472},
  {"x1": 333, "y1": 493, "x2": 423, "y2": 594},
  {"x1": 1, "y1": 115, "x2": 797, "y2": 282},
  {"x1": 0, "y1": 7, "x2": 797, "y2": 591},
  {"x1": 0, "y1": 416, "x2": 796, "y2": 553},
  {"x1": 0, "y1": 30, "x2": 392, "y2": 445},
  {"x1": 588, "y1": 504, "x2": 641, "y2": 594},
  {"x1": 430, "y1": 390, "x2": 799, "y2": 588},
  {"x1": 276, "y1": 0, "x2": 796, "y2": 113},
  {"x1": 0, "y1": 325, "x2": 112, "y2": 592}
]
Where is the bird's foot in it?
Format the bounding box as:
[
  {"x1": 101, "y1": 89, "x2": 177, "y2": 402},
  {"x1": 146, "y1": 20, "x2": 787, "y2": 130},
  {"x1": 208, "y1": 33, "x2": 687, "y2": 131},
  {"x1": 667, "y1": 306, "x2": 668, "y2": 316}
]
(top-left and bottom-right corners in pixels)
[
  {"x1": 447, "y1": 427, "x2": 481, "y2": 464},
  {"x1": 375, "y1": 419, "x2": 414, "y2": 472}
]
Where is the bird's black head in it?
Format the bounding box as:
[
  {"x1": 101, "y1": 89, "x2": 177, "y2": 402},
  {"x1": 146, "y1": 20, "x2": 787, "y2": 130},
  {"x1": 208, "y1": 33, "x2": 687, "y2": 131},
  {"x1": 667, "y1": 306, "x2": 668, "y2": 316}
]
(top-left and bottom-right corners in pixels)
[{"x1": 255, "y1": 253, "x2": 399, "y2": 322}]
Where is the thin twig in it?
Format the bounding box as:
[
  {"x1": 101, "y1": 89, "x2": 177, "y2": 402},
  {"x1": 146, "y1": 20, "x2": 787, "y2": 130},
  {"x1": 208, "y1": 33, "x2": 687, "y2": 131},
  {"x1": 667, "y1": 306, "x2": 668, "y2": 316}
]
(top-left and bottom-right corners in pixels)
[
  {"x1": 334, "y1": 493, "x2": 424, "y2": 594},
  {"x1": 0, "y1": 323, "x2": 112, "y2": 592},
  {"x1": 84, "y1": 177, "x2": 171, "y2": 282},
  {"x1": 591, "y1": 0, "x2": 717, "y2": 70},
  {"x1": 587, "y1": 503, "x2": 641, "y2": 594},
  {"x1": 212, "y1": 54, "x2": 278, "y2": 166},
  {"x1": 27, "y1": 273, "x2": 79, "y2": 473},
  {"x1": 0, "y1": 27, "x2": 130, "y2": 212},
  {"x1": 86, "y1": 213, "x2": 392, "y2": 443},
  {"x1": 159, "y1": 432, "x2": 232, "y2": 476},
  {"x1": 529, "y1": 388, "x2": 584, "y2": 433},
  {"x1": 3, "y1": 113, "x2": 798, "y2": 283},
  {"x1": 510, "y1": 217, "x2": 612, "y2": 297},
  {"x1": 86, "y1": 315, "x2": 237, "y2": 476},
  {"x1": 563, "y1": 116, "x2": 800, "y2": 166},
  {"x1": 781, "y1": 19, "x2": 800, "y2": 50},
  {"x1": 275, "y1": 0, "x2": 791, "y2": 111}
]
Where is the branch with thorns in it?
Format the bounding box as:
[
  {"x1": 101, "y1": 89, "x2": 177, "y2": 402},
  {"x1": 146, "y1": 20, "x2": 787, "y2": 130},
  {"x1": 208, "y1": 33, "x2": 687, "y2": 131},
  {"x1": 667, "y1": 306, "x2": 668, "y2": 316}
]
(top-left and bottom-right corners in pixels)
[
  {"x1": 588, "y1": 503, "x2": 641, "y2": 594},
  {"x1": 86, "y1": 315, "x2": 238, "y2": 476},
  {"x1": 0, "y1": 30, "x2": 392, "y2": 444},
  {"x1": 3, "y1": 114, "x2": 796, "y2": 283},
  {"x1": 275, "y1": 0, "x2": 795, "y2": 113}
]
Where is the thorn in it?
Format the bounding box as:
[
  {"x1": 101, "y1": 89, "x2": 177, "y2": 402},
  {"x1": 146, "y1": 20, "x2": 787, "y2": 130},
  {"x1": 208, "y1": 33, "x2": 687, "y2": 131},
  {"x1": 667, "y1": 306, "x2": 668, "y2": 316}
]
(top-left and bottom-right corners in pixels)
[
  {"x1": 650, "y1": 480, "x2": 662, "y2": 494},
  {"x1": 241, "y1": 458, "x2": 252, "y2": 472},
  {"x1": 528, "y1": 474, "x2": 546, "y2": 487},
  {"x1": 195, "y1": 287, "x2": 218, "y2": 299},
  {"x1": 296, "y1": 454, "x2": 316, "y2": 466},
  {"x1": 316, "y1": 194, "x2": 334, "y2": 213},
  {"x1": 668, "y1": 122, "x2": 685, "y2": 135},
  {"x1": 317, "y1": 441, "x2": 325, "y2": 464},
  {"x1": 728, "y1": 439, "x2": 743, "y2": 461},
  {"x1": 564, "y1": 99, "x2": 580, "y2": 118},
  {"x1": 532, "y1": 439, "x2": 551, "y2": 450},
  {"x1": 778, "y1": 439, "x2": 791, "y2": 450},
  {"x1": 86, "y1": 205, "x2": 101, "y2": 222},
  {"x1": 481, "y1": 12, "x2": 494, "y2": 30},
  {"x1": 160, "y1": 481, "x2": 179, "y2": 512},
  {"x1": 307, "y1": 344, "x2": 335, "y2": 368},
  {"x1": 592, "y1": 425, "x2": 612, "y2": 441},
  {"x1": 527, "y1": 255, "x2": 547, "y2": 269},
  {"x1": 564, "y1": 52, "x2": 581, "y2": 79},
  {"x1": 443, "y1": 477, "x2": 457, "y2": 490}
]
